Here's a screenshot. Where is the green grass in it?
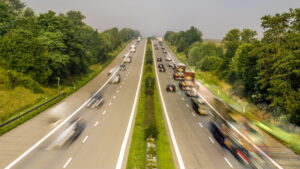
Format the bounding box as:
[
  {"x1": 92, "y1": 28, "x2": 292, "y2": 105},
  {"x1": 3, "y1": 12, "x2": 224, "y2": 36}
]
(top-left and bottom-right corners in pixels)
[
  {"x1": 255, "y1": 122, "x2": 300, "y2": 154},
  {"x1": 126, "y1": 40, "x2": 175, "y2": 169},
  {"x1": 0, "y1": 42, "x2": 128, "y2": 136},
  {"x1": 153, "y1": 86, "x2": 176, "y2": 169},
  {"x1": 166, "y1": 41, "x2": 300, "y2": 154}
]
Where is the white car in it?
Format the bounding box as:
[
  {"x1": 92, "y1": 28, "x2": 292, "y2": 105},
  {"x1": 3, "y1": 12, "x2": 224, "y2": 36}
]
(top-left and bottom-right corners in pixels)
[
  {"x1": 166, "y1": 57, "x2": 172, "y2": 61},
  {"x1": 110, "y1": 74, "x2": 121, "y2": 84},
  {"x1": 108, "y1": 66, "x2": 118, "y2": 76},
  {"x1": 124, "y1": 57, "x2": 131, "y2": 63}
]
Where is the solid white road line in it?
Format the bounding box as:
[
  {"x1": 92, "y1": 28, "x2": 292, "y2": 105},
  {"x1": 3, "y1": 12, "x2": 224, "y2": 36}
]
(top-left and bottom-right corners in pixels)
[
  {"x1": 224, "y1": 157, "x2": 233, "y2": 168},
  {"x1": 152, "y1": 41, "x2": 186, "y2": 169},
  {"x1": 209, "y1": 137, "x2": 215, "y2": 144},
  {"x1": 198, "y1": 122, "x2": 203, "y2": 128},
  {"x1": 63, "y1": 157, "x2": 72, "y2": 168},
  {"x1": 94, "y1": 121, "x2": 99, "y2": 127},
  {"x1": 115, "y1": 40, "x2": 146, "y2": 169},
  {"x1": 4, "y1": 41, "x2": 136, "y2": 169},
  {"x1": 166, "y1": 42, "x2": 283, "y2": 169},
  {"x1": 102, "y1": 110, "x2": 106, "y2": 115},
  {"x1": 82, "y1": 136, "x2": 89, "y2": 143}
]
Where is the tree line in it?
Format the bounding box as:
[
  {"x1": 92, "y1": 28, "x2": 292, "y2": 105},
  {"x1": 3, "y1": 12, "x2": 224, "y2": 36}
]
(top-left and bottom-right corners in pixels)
[
  {"x1": 0, "y1": 0, "x2": 139, "y2": 91},
  {"x1": 164, "y1": 9, "x2": 300, "y2": 125}
]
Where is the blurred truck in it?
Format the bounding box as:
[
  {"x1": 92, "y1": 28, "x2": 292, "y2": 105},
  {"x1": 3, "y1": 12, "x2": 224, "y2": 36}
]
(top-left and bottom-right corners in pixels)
[
  {"x1": 179, "y1": 71, "x2": 195, "y2": 90},
  {"x1": 173, "y1": 63, "x2": 186, "y2": 80}
]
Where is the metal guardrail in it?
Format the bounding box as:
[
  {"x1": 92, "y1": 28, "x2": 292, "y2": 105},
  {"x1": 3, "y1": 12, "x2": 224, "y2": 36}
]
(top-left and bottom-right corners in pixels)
[{"x1": 0, "y1": 92, "x2": 65, "y2": 128}]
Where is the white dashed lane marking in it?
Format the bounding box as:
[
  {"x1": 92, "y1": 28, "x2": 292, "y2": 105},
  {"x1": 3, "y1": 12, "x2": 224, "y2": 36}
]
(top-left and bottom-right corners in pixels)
[
  {"x1": 94, "y1": 121, "x2": 99, "y2": 127},
  {"x1": 63, "y1": 157, "x2": 72, "y2": 168},
  {"x1": 82, "y1": 136, "x2": 88, "y2": 143}
]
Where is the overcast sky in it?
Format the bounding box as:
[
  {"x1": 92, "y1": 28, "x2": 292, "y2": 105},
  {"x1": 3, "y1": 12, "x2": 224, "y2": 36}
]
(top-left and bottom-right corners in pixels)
[{"x1": 23, "y1": 0, "x2": 299, "y2": 39}]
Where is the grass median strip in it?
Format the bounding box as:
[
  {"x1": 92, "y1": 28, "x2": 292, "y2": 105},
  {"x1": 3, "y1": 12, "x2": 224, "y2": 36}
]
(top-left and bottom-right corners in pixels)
[{"x1": 126, "y1": 39, "x2": 175, "y2": 169}]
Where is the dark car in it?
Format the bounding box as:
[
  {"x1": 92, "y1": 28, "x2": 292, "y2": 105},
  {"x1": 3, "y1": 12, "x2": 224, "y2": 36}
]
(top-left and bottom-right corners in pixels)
[
  {"x1": 120, "y1": 64, "x2": 126, "y2": 71},
  {"x1": 156, "y1": 58, "x2": 162, "y2": 62},
  {"x1": 158, "y1": 64, "x2": 164, "y2": 68},
  {"x1": 161, "y1": 46, "x2": 165, "y2": 50},
  {"x1": 159, "y1": 67, "x2": 166, "y2": 72},
  {"x1": 168, "y1": 62, "x2": 176, "y2": 69},
  {"x1": 166, "y1": 84, "x2": 176, "y2": 92}
]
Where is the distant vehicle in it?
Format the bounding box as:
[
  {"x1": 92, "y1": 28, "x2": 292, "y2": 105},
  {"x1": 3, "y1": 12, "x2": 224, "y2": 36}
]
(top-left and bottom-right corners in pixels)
[
  {"x1": 138, "y1": 36, "x2": 142, "y2": 41},
  {"x1": 186, "y1": 88, "x2": 199, "y2": 97},
  {"x1": 159, "y1": 67, "x2": 166, "y2": 72},
  {"x1": 163, "y1": 49, "x2": 167, "y2": 53},
  {"x1": 173, "y1": 63, "x2": 186, "y2": 80},
  {"x1": 161, "y1": 46, "x2": 166, "y2": 50},
  {"x1": 123, "y1": 53, "x2": 130, "y2": 58},
  {"x1": 166, "y1": 56, "x2": 172, "y2": 61},
  {"x1": 191, "y1": 97, "x2": 208, "y2": 115},
  {"x1": 130, "y1": 44, "x2": 136, "y2": 49},
  {"x1": 108, "y1": 66, "x2": 118, "y2": 76},
  {"x1": 158, "y1": 64, "x2": 164, "y2": 68},
  {"x1": 110, "y1": 74, "x2": 121, "y2": 84},
  {"x1": 168, "y1": 62, "x2": 176, "y2": 69},
  {"x1": 166, "y1": 84, "x2": 176, "y2": 92},
  {"x1": 156, "y1": 58, "x2": 162, "y2": 62},
  {"x1": 124, "y1": 57, "x2": 131, "y2": 63},
  {"x1": 155, "y1": 46, "x2": 159, "y2": 50},
  {"x1": 120, "y1": 64, "x2": 126, "y2": 71},
  {"x1": 179, "y1": 71, "x2": 195, "y2": 90},
  {"x1": 129, "y1": 48, "x2": 136, "y2": 53},
  {"x1": 86, "y1": 94, "x2": 104, "y2": 108}
]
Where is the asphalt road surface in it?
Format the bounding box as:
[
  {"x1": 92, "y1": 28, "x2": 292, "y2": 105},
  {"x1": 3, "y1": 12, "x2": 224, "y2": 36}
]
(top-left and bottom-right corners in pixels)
[
  {"x1": 1, "y1": 39, "x2": 146, "y2": 169},
  {"x1": 152, "y1": 40, "x2": 246, "y2": 169}
]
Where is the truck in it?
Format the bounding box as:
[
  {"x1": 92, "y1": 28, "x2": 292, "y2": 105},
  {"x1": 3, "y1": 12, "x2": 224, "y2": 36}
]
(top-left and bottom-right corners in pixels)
[
  {"x1": 191, "y1": 97, "x2": 209, "y2": 115},
  {"x1": 173, "y1": 63, "x2": 186, "y2": 80},
  {"x1": 179, "y1": 71, "x2": 195, "y2": 90}
]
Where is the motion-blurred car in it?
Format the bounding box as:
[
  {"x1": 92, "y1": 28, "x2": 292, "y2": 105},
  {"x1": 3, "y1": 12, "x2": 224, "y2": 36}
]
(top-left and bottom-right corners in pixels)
[
  {"x1": 119, "y1": 64, "x2": 126, "y2": 71},
  {"x1": 108, "y1": 66, "x2": 118, "y2": 76},
  {"x1": 49, "y1": 118, "x2": 86, "y2": 148},
  {"x1": 156, "y1": 58, "x2": 162, "y2": 62},
  {"x1": 166, "y1": 57, "x2": 172, "y2": 61},
  {"x1": 161, "y1": 46, "x2": 165, "y2": 50},
  {"x1": 110, "y1": 74, "x2": 121, "y2": 84},
  {"x1": 166, "y1": 84, "x2": 176, "y2": 92},
  {"x1": 191, "y1": 97, "x2": 208, "y2": 115},
  {"x1": 163, "y1": 49, "x2": 167, "y2": 53},
  {"x1": 86, "y1": 94, "x2": 104, "y2": 108},
  {"x1": 158, "y1": 64, "x2": 164, "y2": 68},
  {"x1": 186, "y1": 88, "x2": 199, "y2": 97},
  {"x1": 168, "y1": 62, "x2": 176, "y2": 69}
]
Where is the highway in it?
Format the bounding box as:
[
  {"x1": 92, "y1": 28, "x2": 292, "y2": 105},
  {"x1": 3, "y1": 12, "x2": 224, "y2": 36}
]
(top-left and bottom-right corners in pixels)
[
  {"x1": 1, "y1": 39, "x2": 146, "y2": 169},
  {"x1": 152, "y1": 40, "x2": 246, "y2": 169}
]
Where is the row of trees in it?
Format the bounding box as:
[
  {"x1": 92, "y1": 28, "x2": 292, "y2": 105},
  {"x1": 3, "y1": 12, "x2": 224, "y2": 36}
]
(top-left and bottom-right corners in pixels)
[
  {"x1": 164, "y1": 9, "x2": 300, "y2": 125},
  {"x1": 0, "y1": 0, "x2": 139, "y2": 89}
]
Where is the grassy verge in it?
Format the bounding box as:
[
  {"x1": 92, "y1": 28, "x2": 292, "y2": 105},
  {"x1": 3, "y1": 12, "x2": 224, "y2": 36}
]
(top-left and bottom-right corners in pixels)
[
  {"x1": 0, "y1": 42, "x2": 129, "y2": 136},
  {"x1": 166, "y1": 41, "x2": 300, "y2": 154},
  {"x1": 126, "y1": 39, "x2": 175, "y2": 169}
]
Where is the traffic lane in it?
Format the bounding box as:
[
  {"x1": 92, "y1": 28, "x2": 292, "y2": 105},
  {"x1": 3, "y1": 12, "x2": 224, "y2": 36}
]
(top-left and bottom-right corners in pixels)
[
  {"x1": 153, "y1": 47, "x2": 245, "y2": 169},
  {"x1": 65, "y1": 40, "x2": 145, "y2": 169},
  {"x1": 9, "y1": 40, "x2": 145, "y2": 169},
  {"x1": 0, "y1": 40, "x2": 137, "y2": 169}
]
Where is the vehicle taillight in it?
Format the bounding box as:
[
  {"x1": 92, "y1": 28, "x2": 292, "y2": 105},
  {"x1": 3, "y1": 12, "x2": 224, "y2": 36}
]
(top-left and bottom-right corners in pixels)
[{"x1": 237, "y1": 150, "x2": 250, "y2": 164}]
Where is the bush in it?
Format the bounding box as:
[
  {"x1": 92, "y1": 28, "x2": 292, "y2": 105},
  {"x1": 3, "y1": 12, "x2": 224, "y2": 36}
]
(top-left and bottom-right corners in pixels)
[
  {"x1": 198, "y1": 56, "x2": 223, "y2": 71},
  {"x1": 4, "y1": 70, "x2": 42, "y2": 93}
]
